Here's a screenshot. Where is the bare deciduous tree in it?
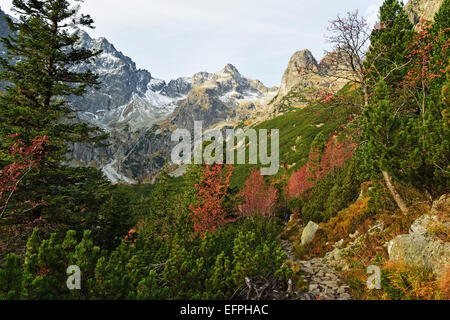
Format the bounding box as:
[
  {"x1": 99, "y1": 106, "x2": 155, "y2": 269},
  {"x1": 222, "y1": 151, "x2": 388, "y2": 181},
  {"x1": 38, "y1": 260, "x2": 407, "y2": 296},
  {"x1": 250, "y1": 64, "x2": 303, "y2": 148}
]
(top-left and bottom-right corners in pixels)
[{"x1": 320, "y1": 10, "x2": 372, "y2": 106}]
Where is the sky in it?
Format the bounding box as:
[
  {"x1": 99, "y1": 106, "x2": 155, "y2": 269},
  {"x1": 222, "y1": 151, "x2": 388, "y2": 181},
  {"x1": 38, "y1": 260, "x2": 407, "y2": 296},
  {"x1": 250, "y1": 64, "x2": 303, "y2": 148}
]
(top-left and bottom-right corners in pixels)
[{"x1": 0, "y1": 0, "x2": 384, "y2": 87}]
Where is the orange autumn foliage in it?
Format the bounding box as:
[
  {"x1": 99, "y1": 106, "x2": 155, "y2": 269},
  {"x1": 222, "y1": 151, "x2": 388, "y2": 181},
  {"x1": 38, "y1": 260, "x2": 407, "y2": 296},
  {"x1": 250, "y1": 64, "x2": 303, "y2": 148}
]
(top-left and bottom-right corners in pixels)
[
  {"x1": 286, "y1": 135, "x2": 354, "y2": 200},
  {"x1": 238, "y1": 169, "x2": 277, "y2": 218},
  {"x1": 189, "y1": 164, "x2": 233, "y2": 237}
]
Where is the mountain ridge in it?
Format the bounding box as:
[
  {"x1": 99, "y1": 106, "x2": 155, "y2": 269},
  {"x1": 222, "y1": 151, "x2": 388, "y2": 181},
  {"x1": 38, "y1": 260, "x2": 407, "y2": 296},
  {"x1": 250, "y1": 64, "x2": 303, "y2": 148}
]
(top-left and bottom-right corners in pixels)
[{"x1": 0, "y1": 0, "x2": 443, "y2": 183}]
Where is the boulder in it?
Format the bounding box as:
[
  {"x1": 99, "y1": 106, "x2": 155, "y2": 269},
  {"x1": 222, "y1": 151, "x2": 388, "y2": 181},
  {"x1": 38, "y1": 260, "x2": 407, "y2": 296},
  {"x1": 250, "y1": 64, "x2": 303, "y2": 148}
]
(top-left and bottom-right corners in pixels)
[
  {"x1": 389, "y1": 214, "x2": 450, "y2": 277},
  {"x1": 333, "y1": 239, "x2": 345, "y2": 249},
  {"x1": 301, "y1": 221, "x2": 321, "y2": 245},
  {"x1": 388, "y1": 234, "x2": 450, "y2": 277},
  {"x1": 324, "y1": 235, "x2": 364, "y2": 271},
  {"x1": 409, "y1": 214, "x2": 440, "y2": 236}
]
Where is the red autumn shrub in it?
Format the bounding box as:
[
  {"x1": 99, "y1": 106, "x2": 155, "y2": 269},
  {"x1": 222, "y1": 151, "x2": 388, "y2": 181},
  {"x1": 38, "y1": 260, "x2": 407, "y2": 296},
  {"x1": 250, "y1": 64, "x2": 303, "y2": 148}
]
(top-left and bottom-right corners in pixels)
[
  {"x1": 0, "y1": 134, "x2": 48, "y2": 218},
  {"x1": 309, "y1": 135, "x2": 355, "y2": 181},
  {"x1": 238, "y1": 169, "x2": 277, "y2": 218},
  {"x1": 286, "y1": 135, "x2": 354, "y2": 200},
  {"x1": 403, "y1": 21, "x2": 448, "y2": 89},
  {"x1": 189, "y1": 164, "x2": 233, "y2": 237},
  {"x1": 285, "y1": 164, "x2": 314, "y2": 200}
]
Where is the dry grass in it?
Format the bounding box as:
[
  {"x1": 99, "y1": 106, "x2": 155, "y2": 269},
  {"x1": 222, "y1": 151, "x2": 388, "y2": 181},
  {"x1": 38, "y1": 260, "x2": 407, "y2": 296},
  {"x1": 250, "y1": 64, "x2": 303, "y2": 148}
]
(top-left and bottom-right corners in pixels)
[
  {"x1": 284, "y1": 175, "x2": 450, "y2": 300},
  {"x1": 324, "y1": 198, "x2": 371, "y2": 242},
  {"x1": 439, "y1": 266, "x2": 450, "y2": 300},
  {"x1": 342, "y1": 261, "x2": 447, "y2": 300},
  {"x1": 382, "y1": 262, "x2": 446, "y2": 300},
  {"x1": 291, "y1": 198, "x2": 372, "y2": 260}
]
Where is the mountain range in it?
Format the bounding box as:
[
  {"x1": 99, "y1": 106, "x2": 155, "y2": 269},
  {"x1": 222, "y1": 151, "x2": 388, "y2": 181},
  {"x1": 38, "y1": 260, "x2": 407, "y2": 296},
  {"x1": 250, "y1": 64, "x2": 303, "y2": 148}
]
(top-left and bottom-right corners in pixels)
[{"x1": 0, "y1": 0, "x2": 442, "y2": 183}]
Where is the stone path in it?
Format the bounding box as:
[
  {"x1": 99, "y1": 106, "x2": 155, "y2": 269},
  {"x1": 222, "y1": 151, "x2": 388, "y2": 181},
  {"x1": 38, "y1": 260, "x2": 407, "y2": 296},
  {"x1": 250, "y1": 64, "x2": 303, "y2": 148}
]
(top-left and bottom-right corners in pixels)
[{"x1": 282, "y1": 240, "x2": 352, "y2": 300}]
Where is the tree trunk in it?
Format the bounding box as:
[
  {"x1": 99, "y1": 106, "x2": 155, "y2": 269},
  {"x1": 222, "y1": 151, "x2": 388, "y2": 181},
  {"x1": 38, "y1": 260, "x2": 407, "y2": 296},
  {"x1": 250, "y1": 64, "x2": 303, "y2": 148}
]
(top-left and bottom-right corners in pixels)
[
  {"x1": 382, "y1": 170, "x2": 408, "y2": 215},
  {"x1": 363, "y1": 84, "x2": 369, "y2": 107}
]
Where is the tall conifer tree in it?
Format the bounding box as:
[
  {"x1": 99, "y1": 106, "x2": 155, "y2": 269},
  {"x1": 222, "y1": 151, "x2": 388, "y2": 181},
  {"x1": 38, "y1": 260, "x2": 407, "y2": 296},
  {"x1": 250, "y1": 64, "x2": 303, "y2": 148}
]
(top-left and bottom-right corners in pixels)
[
  {"x1": 0, "y1": 0, "x2": 109, "y2": 223},
  {"x1": 366, "y1": 0, "x2": 414, "y2": 90},
  {"x1": 362, "y1": 0, "x2": 414, "y2": 213},
  {"x1": 363, "y1": 0, "x2": 449, "y2": 207},
  {"x1": 402, "y1": 0, "x2": 450, "y2": 198}
]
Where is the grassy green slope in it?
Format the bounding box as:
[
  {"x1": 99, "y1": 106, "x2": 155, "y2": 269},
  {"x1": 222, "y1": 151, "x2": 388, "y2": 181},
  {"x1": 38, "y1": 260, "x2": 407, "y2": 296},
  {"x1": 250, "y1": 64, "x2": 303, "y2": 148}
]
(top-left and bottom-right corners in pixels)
[{"x1": 230, "y1": 84, "x2": 359, "y2": 188}]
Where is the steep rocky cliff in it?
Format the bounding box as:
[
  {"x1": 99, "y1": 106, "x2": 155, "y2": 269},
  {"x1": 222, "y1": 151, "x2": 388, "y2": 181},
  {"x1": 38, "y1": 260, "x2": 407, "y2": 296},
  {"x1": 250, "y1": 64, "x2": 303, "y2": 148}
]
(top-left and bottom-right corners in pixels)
[
  {"x1": 270, "y1": 49, "x2": 349, "y2": 112},
  {"x1": 113, "y1": 64, "x2": 278, "y2": 182},
  {"x1": 69, "y1": 30, "x2": 185, "y2": 132},
  {"x1": 278, "y1": 50, "x2": 320, "y2": 98},
  {"x1": 405, "y1": 0, "x2": 444, "y2": 24},
  {"x1": 0, "y1": 8, "x2": 9, "y2": 55}
]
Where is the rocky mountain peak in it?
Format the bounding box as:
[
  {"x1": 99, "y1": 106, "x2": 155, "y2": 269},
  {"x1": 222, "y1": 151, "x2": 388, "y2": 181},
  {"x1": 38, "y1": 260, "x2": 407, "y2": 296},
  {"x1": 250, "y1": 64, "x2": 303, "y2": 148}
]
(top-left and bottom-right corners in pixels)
[
  {"x1": 75, "y1": 29, "x2": 92, "y2": 44},
  {"x1": 221, "y1": 63, "x2": 241, "y2": 76},
  {"x1": 95, "y1": 37, "x2": 116, "y2": 51},
  {"x1": 291, "y1": 50, "x2": 318, "y2": 69},
  {"x1": 160, "y1": 77, "x2": 193, "y2": 98},
  {"x1": 278, "y1": 49, "x2": 319, "y2": 97}
]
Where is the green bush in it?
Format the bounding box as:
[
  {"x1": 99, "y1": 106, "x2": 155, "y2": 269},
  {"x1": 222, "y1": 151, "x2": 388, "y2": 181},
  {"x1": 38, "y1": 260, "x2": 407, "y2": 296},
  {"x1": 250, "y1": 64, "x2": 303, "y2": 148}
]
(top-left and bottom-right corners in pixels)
[
  {"x1": 0, "y1": 215, "x2": 290, "y2": 300},
  {"x1": 302, "y1": 160, "x2": 361, "y2": 222}
]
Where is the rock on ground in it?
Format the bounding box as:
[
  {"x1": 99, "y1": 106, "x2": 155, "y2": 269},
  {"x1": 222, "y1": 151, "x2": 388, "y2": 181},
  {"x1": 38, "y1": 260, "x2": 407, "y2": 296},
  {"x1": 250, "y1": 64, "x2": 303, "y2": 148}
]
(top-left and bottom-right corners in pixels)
[
  {"x1": 301, "y1": 221, "x2": 321, "y2": 245},
  {"x1": 389, "y1": 214, "x2": 450, "y2": 277},
  {"x1": 282, "y1": 241, "x2": 352, "y2": 300}
]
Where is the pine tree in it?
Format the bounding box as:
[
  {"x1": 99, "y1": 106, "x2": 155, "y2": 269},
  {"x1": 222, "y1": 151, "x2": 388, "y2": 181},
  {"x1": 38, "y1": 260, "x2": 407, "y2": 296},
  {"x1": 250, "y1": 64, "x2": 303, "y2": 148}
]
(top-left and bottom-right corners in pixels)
[
  {"x1": 0, "y1": 0, "x2": 106, "y2": 151},
  {"x1": 366, "y1": 0, "x2": 414, "y2": 90},
  {"x1": 143, "y1": 171, "x2": 175, "y2": 240},
  {"x1": 362, "y1": 0, "x2": 415, "y2": 213},
  {"x1": 399, "y1": 17, "x2": 449, "y2": 198},
  {"x1": 362, "y1": 81, "x2": 409, "y2": 213},
  {"x1": 363, "y1": 0, "x2": 449, "y2": 207},
  {"x1": 431, "y1": 0, "x2": 450, "y2": 36},
  {"x1": 21, "y1": 228, "x2": 40, "y2": 298},
  {"x1": 0, "y1": 0, "x2": 109, "y2": 223},
  {"x1": 0, "y1": 253, "x2": 23, "y2": 299},
  {"x1": 94, "y1": 188, "x2": 136, "y2": 251},
  {"x1": 136, "y1": 270, "x2": 169, "y2": 300},
  {"x1": 430, "y1": 0, "x2": 449, "y2": 80}
]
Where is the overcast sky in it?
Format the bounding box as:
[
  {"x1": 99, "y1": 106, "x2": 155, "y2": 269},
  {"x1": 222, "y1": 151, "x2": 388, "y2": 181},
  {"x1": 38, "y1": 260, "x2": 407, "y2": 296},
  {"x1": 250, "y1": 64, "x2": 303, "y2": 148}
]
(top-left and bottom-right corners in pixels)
[{"x1": 0, "y1": 0, "x2": 384, "y2": 87}]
